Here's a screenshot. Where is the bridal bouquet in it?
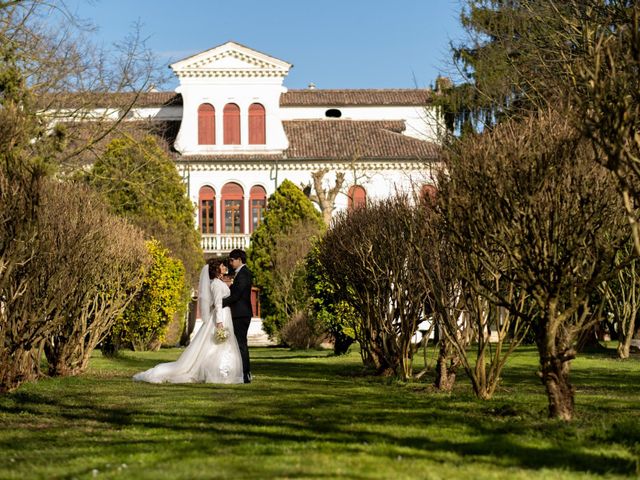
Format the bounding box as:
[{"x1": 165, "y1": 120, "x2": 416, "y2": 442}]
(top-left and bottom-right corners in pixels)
[{"x1": 214, "y1": 327, "x2": 229, "y2": 344}]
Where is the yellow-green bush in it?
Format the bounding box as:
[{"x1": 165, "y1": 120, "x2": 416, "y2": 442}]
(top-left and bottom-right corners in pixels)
[{"x1": 112, "y1": 239, "x2": 190, "y2": 351}]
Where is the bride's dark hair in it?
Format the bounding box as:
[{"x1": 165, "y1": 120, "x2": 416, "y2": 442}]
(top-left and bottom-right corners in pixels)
[{"x1": 207, "y1": 259, "x2": 225, "y2": 279}]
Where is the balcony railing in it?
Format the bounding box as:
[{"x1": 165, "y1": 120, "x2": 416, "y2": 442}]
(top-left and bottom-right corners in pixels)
[{"x1": 201, "y1": 233, "x2": 251, "y2": 254}]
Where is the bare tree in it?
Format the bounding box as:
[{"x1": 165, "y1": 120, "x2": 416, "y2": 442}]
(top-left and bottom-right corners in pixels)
[
  {"x1": 598, "y1": 240, "x2": 640, "y2": 359},
  {"x1": 410, "y1": 201, "x2": 531, "y2": 398},
  {"x1": 270, "y1": 219, "x2": 325, "y2": 348},
  {"x1": 0, "y1": 1, "x2": 166, "y2": 391},
  {"x1": 307, "y1": 169, "x2": 346, "y2": 225},
  {"x1": 317, "y1": 195, "x2": 429, "y2": 379},
  {"x1": 41, "y1": 182, "x2": 149, "y2": 376},
  {"x1": 554, "y1": 1, "x2": 640, "y2": 253},
  {"x1": 439, "y1": 109, "x2": 629, "y2": 420}
]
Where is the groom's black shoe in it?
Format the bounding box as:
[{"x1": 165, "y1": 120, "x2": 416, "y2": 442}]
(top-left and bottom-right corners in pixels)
[{"x1": 243, "y1": 373, "x2": 252, "y2": 384}]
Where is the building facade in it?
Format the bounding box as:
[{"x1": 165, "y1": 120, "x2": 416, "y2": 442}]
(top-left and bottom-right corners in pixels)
[{"x1": 124, "y1": 41, "x2": 442, "y2": 255}]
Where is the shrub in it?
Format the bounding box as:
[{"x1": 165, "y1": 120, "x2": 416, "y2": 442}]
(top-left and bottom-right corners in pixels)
[
  {"x1": 111, "y1": 239, "x2": 189, "y2": 351},
  {"x1": 305, "y1": 243, "x2": 357, "y2": 355},
  {"x1": 317, "y1": 196, "x2": 430, "y2": 379},
  {"x1": 248, "y1": 180, "x2": 324, "y2": 343},
  {"x1": 42, "y1": 182, "x2": 150, "y2": 375}
]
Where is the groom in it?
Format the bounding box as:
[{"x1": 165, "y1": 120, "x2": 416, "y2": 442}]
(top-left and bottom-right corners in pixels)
[{"x1": 223, "y1": 249, "x2": 253, "y2": 383}]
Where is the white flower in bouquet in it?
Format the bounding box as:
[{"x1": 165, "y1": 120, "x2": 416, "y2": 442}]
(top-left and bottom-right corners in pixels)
[{"x1": 214, "y1": 327, "x2": 229, "y2": 344}]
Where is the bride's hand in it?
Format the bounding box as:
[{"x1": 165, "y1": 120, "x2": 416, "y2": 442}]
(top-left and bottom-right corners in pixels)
[{"x1": 216, "y1": 322, "x2": 223, "y2": 328}]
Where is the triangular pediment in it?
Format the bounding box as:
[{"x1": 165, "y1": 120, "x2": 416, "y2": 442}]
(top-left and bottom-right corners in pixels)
[{"x1": 170, "y1": 41, "x2": 292, "y2": 78}]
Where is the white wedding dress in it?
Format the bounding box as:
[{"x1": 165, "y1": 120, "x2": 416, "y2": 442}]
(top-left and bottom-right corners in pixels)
[{"x1": 133, "y1": 265, "x2": 244, "y2": 384}]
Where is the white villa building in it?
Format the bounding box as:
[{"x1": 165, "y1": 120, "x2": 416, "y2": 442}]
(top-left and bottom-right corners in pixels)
[
  {"x1": 124, "y1": 41, "x2": 442, "y2": 257},
  {"x1": 48, "y1": 41, "x2": 443, "y2": 342}
]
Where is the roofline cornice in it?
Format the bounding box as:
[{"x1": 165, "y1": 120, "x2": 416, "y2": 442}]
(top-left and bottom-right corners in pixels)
[{"x1": 175, "y1": 158, "x2": 440, "y2": 172}]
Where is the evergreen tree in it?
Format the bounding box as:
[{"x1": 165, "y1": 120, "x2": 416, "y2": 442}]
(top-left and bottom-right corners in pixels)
[
  {"x1": 440, "y1": 1, "x2": 580, "y2": 134},
  {"x1": 86, "y1": 135, "x2": 202, "y2": 288},
  {"x1": 248, "y1": 179, "x2": 325, "y2": 339}
]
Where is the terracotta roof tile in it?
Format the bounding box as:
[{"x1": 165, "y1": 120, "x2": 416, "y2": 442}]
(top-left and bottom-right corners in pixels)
[
  {"x1": 38, "y1": 89, "x2": 433, "y2": 109},
  {"x1": 37, "y1": 92, "x2": 182, "y2": 109},
  {"x1": 282, "y1": 120, "x2": 439, "y2": 160},
  {"x1": 280, "y1": 89, "x2": 433, "y2": 106}
]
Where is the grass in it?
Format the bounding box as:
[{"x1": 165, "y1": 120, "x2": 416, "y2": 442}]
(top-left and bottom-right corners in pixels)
[{"x1": 0, "y1": 346, "x2": 638, "y2": 479}]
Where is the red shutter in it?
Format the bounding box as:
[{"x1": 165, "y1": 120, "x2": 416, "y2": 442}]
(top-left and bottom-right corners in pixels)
[
  {"x1": 348, "y1": 186, "x2": 367, "y2": 210},
  {"x1": 248, "y1": 103, "x2": 266, "y2": 144},
  {"x1": 223, "y1": 103, "x2": 241, "y2": 145},
  {"x1": 198, "y1": 104, "x2": 215, "y2": 145}
]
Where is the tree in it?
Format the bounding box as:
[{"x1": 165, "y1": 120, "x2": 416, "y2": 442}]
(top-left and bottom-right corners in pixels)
[
  {"x1": 306, "y1": 169, "x2": 346, "y2": 225},
  {"x1": 409, "y1": 198, "x2": 531, "y2": 398},
  {"x1": 439, "y1": 109, "x2": 629, "y2": 420},
  {"x1": 317, "y1": 195, "x2": 430, "y2": 379},
  {"x1": 111, "y1": 240, "x2": 188, "y2": 351},
  {"x1": 441, "y1": 1, "x2": 582, "y2": 134},
  {"x1": 86, "y1": 135, "x2": 202, "y2": 287},
  {"x1": 0, "y1": 1, "x2": 168, "y2": 390},
  {"x1": 85, "y1": 134, "x2": 201, "y2": 349},
  {"x1": 42, "y1": 182, "x2": 150, "y2": 375},
  {"x1": 305, "y1": 243, "x2": 358, "y2": 355},
  {"x1": 248, "y1": 179, "x2": 325, "y2": 341}
]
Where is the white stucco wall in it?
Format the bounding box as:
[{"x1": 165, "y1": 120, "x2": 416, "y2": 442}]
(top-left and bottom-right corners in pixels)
[
  {"x1": 173, "y1": 79, "x2": 289, "y2": 155},
  {"x1": 183, "y1": 163, "x2": 439, "y2": 235}
]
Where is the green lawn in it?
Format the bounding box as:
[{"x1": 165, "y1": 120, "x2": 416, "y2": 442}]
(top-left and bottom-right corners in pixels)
[{"x1": 0, "y1": 346, "x2": 638, "y2": 479}]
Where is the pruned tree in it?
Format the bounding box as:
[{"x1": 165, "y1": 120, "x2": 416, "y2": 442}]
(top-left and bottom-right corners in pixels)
[
  {"x1": 409, "y1": 197, "x2": 531, "y2": 398},
  {"x1": 558, "y1": 1, "x2": 640, "y2": 253},
  {"x1": 317, "y1": 195, "x2": 429, "y2": 379},
  {"x1": 307, "y1": 168, "x2": 346, "y2": 225},
  {"x1": 598, "y1": 239, "x2": 640, "y2": 359},
  {"x1": 0, "y1": 0, "x2": 168, "y2": 390},
  {"x1": 248, "y1": 179, "x2": 325, "y2": 341},
  {"x1": 439, "y1": 108, "x2": 629, "y2": 420},
  {"x1": 42, "y1": 182, "x2": 150, "y2": 375}
]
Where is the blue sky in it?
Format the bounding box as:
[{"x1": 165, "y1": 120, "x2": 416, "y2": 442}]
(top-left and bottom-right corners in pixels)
[{"x1": 62, "y1": 0, "x2": 467, "y2": 91}]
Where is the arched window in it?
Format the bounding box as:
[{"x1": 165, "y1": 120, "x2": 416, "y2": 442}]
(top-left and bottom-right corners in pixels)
[
  {"x1": 248, "y1": 103, "x2": 266, "y2": 144},
  {"x1": 348, "y1": 185, "x2": 367, "y2": 210},
  {"x1": 223, "y1": 103, "x2": 241, "y2": 145},
  {"x1": 199, "y1": 186, "x2": 216, "y2": 234},
  {"x1": 221, "y1": 182, "x2": 244, "y2": 233},
  {"x1": 249, "y1": 185, "x2": 267, "y2": 232},
  {"x1": 198, "y1": 104, "x2": 215, "y2": 145}
]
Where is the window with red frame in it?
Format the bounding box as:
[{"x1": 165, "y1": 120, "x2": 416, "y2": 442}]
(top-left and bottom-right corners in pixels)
[
  {"x1": 249, "y1": 185, "x2": 267, "y2": 232},
  {"x1": 347, "y1": 185, "x2": 367, "y2": 210},
  {"x1": 199, "y1": 186, "x2": 216, "y2": 234},
  {"x1": 221, "y1": 182, "x2": 244, "y2": 233}
]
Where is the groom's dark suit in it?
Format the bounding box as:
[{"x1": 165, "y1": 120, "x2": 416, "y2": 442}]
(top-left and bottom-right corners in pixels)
[{"x1": 223, "y1": 264, "x2": 253, "y2": 382}]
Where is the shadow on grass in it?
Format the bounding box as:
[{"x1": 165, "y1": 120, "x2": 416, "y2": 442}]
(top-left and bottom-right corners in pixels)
[{"x1": 0, "y1": 347, "x2": 638, "y2": 477}]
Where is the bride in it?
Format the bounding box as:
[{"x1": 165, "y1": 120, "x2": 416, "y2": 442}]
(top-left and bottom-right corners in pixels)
[{"x1": 133, "y1": 259, "x2": 244, "y2": 384}]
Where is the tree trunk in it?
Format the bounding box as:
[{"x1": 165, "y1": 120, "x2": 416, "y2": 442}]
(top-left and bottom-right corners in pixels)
[
  {"x1": 617, "y1": 314, "x2": 637, "y2": 359},
  {"x1": 539, "y1": 353, "x2": 575, "y2": 421},
  {"x1": 434, "y1": 338, "x2": 458, "y2": 392}
]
